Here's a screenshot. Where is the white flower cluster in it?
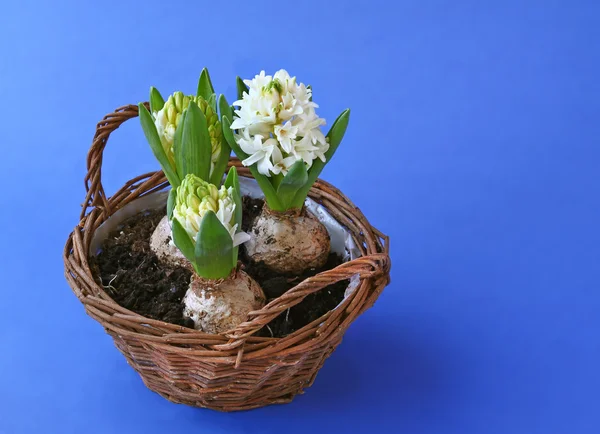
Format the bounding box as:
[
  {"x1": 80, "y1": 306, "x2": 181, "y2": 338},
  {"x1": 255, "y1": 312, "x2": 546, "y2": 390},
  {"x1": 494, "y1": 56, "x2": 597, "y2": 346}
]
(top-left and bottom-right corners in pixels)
[
  {"x1": 231, "y1": 70, "x2": 328, "y2": 176},
  {"x1": 173, "y1": 174, "x2": 249, "y2": 247}
]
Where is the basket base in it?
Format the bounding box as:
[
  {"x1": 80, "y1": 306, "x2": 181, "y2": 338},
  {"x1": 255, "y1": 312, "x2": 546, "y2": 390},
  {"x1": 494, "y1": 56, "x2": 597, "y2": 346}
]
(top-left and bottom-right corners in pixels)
[
  {"x1": 111, "y1": 330, "x2": 341, "y2": 412},
  {"x1": 149, "y1": 383, "x2": 300, "y2": 412}
]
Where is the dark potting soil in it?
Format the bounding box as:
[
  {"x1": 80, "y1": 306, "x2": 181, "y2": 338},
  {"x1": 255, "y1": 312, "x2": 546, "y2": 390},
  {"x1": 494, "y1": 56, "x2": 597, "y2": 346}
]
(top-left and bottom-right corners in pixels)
[
  {"x1": 92, "y1": 197, "x2": 348, "y2": 338},
  {"x1": 91, "y1": 210, "x2": 195, "y2": 328}
]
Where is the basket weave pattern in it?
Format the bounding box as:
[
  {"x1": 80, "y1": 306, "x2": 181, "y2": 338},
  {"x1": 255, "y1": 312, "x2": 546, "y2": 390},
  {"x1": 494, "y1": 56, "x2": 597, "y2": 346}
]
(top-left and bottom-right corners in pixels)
[{"x1": 63, "y1": 104, "x2": 391, "y2": 411}]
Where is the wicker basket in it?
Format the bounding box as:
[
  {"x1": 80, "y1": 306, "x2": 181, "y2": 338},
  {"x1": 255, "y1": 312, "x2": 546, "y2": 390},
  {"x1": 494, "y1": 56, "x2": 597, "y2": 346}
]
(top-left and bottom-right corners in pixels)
[{"x1": 63, "y1": 104, "x2": 391, "y2": 411}]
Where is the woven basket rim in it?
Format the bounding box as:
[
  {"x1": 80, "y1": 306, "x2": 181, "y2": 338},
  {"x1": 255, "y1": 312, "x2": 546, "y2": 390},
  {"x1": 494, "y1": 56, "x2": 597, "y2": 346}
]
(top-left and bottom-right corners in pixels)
[{"x1": 63, "y1": 103, "x2": 391, "y2": 368}]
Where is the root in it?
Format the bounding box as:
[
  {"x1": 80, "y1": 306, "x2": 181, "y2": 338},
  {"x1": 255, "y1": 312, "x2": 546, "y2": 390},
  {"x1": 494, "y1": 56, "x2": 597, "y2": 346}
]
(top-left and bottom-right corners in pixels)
[{"x1": 103, "y1": 273, "x2": 120, "y2": 291}]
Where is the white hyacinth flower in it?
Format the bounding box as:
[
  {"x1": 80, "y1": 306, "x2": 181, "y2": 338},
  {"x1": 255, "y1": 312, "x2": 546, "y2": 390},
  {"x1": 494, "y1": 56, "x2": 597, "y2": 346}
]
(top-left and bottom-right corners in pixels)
[
  {"x1": 231, "y1": 69, "x2": 328, "y2": 176},
  {"x1": 173, "y1": 174, "x2": 250, "y2": 247},
  {"x1": 273, "y1": 121, "x2": 299, "y2": 153},
  {"x1": 235, "y1": 129, "x2": 283, "y2": 176}
]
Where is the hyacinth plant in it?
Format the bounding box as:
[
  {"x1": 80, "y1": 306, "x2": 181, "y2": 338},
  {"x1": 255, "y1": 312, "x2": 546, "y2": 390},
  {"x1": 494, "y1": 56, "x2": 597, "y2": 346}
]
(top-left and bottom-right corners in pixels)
[
  {"x1": 138, "y1": 68, "x2": 247, "y2": 280},
  {"x1": 219, "y1": 70, "x2": 350, "y2": 274},
  {"x1": 221, "y1": 69, "x2": 350, "y2": 212},
  {"x1": 138, "y1": 69, "x2": 265, "y2": 333}
]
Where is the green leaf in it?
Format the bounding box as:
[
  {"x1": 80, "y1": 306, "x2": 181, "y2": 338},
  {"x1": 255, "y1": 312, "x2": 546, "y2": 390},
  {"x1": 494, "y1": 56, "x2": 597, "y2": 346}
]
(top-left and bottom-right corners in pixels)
[
  {"x1": 236, "y1": 76, "x2": 248, "y2": 101},
  {"x1": 207, "y1": 94, "x2": 233, "y2": 185},
  {"x1": 207, "y1": 93, "x2": 217, "y2": 112},
  {"x1": 218, "y1": 94, "x2": 233, "y2": 121},
  {"x1": 175, "y1": 101, "x2": 211, "y2": 181},
  {"x1": 194, "y1": 211, "x2": 235, "y2": 279},
  {"x1": 138, "y1": 103, "x2": 180, "y2": 188},
  {"x1": 167, "y1": 188, "x2": 176, "y2": 220},
  {"x1": 224, "y1": 166, "x2": 242, "y2": 229},
  {"x1": 224, "y1": 166, "x2": 243, "y2": 265},
  {"x1": 270, "y1": 172, "x2": 284, "y2": 190},
  {"x1": 290, "y1": 109, "x2": 350, "y2": 208},
  {"x1": 323, "y1": 109, "x2": 350, "y2": 163},
  {"x1": 149, "y1": 87, "x2": 165, "y2": 113},
  {"x1": 221, "y1": 116, "x2": 284, "y2": 210},
  {"x1": 210, "y1": 141, "x2": 230, "y2": 185},
  {"x1": 221, "y1": 116, "x2": 243, "y2": 155},
  {"x1": 276, "y1": 160, "x2": 308, "y2": 209},
  {"x1": 171, "y1": 217, "x2": 195, "y2": 263},
  {"x1": 197, "y1": 68, "x2": 215, "y2": 101}
]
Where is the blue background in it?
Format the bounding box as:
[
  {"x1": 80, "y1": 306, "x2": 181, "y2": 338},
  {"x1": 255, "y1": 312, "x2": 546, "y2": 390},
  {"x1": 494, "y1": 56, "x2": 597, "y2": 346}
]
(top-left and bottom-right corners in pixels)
[{"x1": 1, "y1": 1, "x2": 599, "y2": 433}]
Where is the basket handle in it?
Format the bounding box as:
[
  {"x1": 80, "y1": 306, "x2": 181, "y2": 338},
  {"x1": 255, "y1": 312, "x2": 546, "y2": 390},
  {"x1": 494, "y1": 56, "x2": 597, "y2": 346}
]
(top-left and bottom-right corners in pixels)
[
  {"x1": 81, "y1": 104, "x2": 147, "y2": 221},
  {"x1": 218, "y1": 253, "x2": 391, "y2": 351}
]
